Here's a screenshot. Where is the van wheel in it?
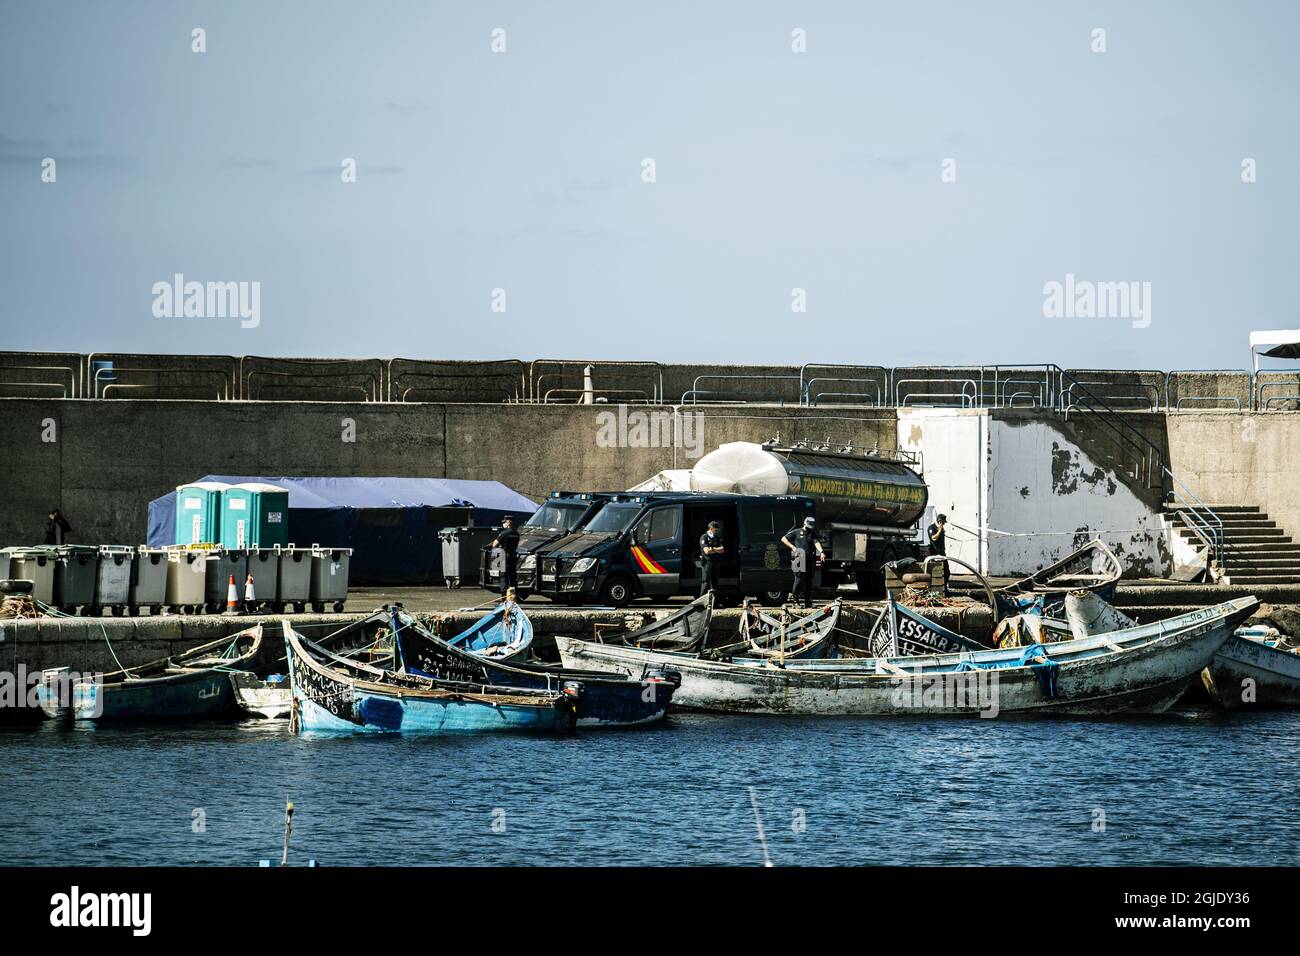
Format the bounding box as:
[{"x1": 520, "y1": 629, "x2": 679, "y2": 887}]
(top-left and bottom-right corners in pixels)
[
  {"x1": 715, "y1": 591, "x2": 743, "y2": 608},
  {"x1": 757, "y1": 590, "x2": 788, "y2": 606},
  {"x1": 600, "y1": 576, "x2": 635, "y2": 608}
]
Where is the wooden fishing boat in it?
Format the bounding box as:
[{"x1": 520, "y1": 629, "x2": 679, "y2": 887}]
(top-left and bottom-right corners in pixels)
[
  {"x1": 705, "y1": 600, "x2": 841, "y2": 661},
  {"x1": 601, "y1": 591, "x2": 714, "y2": 651},
  {"x1": 1202, "y1": 628, "x2": 1300, "y2": 709},
  {"x1": 388, "y1": 607, "x2": 680, "y2": 727},
  {"x1": 859, "y1": 599, "x2": 988, "y2": 657},
  {"x1": 447, "y1": 600, "x2": 534, "y2": 662},
  {"x1": 284, "y1": 622, "x2": 577, "y2": 735},
  {"x1": 61, "y1": 625, "x2": 264, "y2": 721},
  {"x1": 230, "y1": 671, "x2": 293, "y2": 719},
  {"x1": 230, "y1": 618, "x2": 395, "y2": 719},
  {"x1": 556, "y1": 597, "x2": 1256, "y2": 717},
  {"x1": 992, "y1": 539, "x2": 1123, "y2": 618}
]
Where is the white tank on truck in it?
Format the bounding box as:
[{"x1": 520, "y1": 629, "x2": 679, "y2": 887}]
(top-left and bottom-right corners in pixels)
[
  {"x1": 690, "y1": 441, "x2": 929, "y2": 595},
  {"x1": 690, "y1": 441, "x2": 927, "y2": 526}
]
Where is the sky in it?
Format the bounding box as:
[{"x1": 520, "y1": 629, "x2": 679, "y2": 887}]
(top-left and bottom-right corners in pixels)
[{"x1": 1, "y1": 0, "x2": 1297, "y2": 369}]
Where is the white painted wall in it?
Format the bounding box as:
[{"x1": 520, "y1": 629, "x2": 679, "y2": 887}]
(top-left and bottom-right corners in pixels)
[
  {"x1": 986, "y1": 418, "x2": 1170, "y2": 576},
  {"x1": 898, "y1": 409, "x2": 1171, "y2": 577},
  {"x1": 897, "y1": 409, "x2": 988, "y2": 572}
]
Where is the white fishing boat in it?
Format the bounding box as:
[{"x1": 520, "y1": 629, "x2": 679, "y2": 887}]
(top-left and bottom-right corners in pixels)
[
  {"x1": 1202, "y1": 627, "x2": 1300, "y2": 709},
  {"x1": 556, "y1": 597, "x2": 1257, "y2": 717}
]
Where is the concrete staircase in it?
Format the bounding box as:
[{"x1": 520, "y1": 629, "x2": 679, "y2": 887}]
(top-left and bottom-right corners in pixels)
[{"x1": 1168, "y1": 505, "x2": 1300, "y2": 586}]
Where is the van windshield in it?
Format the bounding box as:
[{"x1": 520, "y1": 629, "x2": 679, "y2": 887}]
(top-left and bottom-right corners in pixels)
[
  {"x1": 582, "y1": 503, "x2": 642, "y2": 534},
  {"x1": 525, "y1": 502, "x2": 587, "y2": 531}
]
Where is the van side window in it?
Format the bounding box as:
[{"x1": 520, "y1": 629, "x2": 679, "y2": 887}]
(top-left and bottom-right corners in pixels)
[
  {"x1": 740, "y1": 504, "x2": 803, "y2": 544},
  {"x1": 635, "y1": 506, "x2": 680, "y2": 545}
]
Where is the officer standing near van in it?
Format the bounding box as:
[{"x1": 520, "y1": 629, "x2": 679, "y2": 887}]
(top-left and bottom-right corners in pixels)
[
  {"x1": 698, "y1": 520, "x2": 725, "y2": 596},
  {"x1": 781, "y1": 516, "x2": 825, "y2": 608},
  {"x1": 493, "y1": 515, "x2": 520, "y2": 595}
]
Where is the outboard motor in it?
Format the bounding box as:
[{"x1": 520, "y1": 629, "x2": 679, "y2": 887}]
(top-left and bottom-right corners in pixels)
[{"x1": 1064, "y1": 590, "x2": 1137, "y2": 642}]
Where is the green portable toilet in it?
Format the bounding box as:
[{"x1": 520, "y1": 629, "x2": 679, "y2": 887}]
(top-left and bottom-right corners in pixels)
[
  {"x1": 175, "y1": 481, "x2": 230, "y2": 546},
  {"x1": 221, "y1": 483, "x2": 290, "y2": 549}
]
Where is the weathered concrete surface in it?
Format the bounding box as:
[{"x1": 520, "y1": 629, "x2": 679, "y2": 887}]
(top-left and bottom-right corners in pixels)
[
  {"x1": 0, "y1": 398, "x2": 898, "y2": 546},
  {"x1": 4, "y1": 394, "x2": 1300, "y2": 581},
  {"x1": 1165, "y1": 411, "x2": 1300, "y2": 548}
]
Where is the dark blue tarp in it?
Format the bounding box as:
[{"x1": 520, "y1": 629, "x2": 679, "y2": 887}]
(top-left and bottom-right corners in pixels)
[{"x1": 148, "y1": 476, "x2": 536, "y2": 585}]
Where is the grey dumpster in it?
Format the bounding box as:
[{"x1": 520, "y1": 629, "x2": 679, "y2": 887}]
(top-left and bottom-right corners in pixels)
[
  {"x1": 205, "y1": 549, "x2": 250, "y2": 613},
  {"x1": 93, "y1": 547, "x2": 134, "y2": 615},
  {"x1": 130, "y1": 547, "x2": 169, "y2": 614},
  {"x1": 440, "y1": 526, "x2": 499, "y2": 588},
  {"x1": 10, "y1": 548, "x2": 55, "y2": 606},
  {"x1": 276, "y1": 547, "x2": 311, "y2": 613},
  {"x1": 309, "y1": 546, "x2": 352, "y2": 613},
  {"x1": 246, "y1": 549, "x2": 280, "y2": 612},
  {"x1": 53, "y1": 545, "x2": 98, "y2": 614},
  {"x1": 166, "y1": 549, "x2": 209, "y2": 612}
]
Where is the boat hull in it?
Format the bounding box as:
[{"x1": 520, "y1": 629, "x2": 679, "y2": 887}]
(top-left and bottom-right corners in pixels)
[
  {"x1": 230, "y1": 673, "x2": 293, "y2": 719},
  {"x1": 72, "y1": 671, "x2": 237, "y2": 721},
  {"x1": 557, "y1": 599, "x2": 1253, "y2": 717},
  {"x1": 393, "y1": 612, "x2": 677, "y2": 727},
  {"x1": 286, "y1": 630, "x2": 575, "y2": 736},
  {"x1": 293, "y1": 686, "x2": 574, "y2": 735},
  {"x1": 1202, "y1": 635, "x2": 1300, "y2": 708}
]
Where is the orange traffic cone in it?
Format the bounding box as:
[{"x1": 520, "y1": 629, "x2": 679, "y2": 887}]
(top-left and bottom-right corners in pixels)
[
  {"x1": 244, "y1": 574, "x2": 256, "y2": 610},
  {"x1": 225, "y1": 574, "x2": 239, "y2": 614}
]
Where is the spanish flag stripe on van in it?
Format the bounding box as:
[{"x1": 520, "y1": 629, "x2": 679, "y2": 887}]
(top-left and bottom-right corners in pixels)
[{"x1": 631, "y1": 545, "x2": 666, "y2": 574}]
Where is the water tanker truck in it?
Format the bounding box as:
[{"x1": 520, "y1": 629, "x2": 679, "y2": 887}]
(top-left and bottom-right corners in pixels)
[{"x1": 690, "y1": 441, "x2": 930, "y2": 596}]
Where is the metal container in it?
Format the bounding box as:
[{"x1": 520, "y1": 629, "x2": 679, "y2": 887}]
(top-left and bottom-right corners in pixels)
[
  {"x1": 205, "y1": 549, "x2": 250, "y2": 609},
  {"x1": 691, "y1": 441, "x2": 928, "y2": 527},
  {"x1": 130, "y1": 547, "x2": 169, "y2": 611},
  {"x1": 93, "y1": 547, "x2": 134, "y2": 612},
  {"x1": 53, "y1": 545, "x2": 98, "y2": 612},
  {"x1": 9, "y1": 548, "x2": 55, "y2": 605},
  {"x1": 439, "y1": 526, "x2": 499, "y2": 588},
  {"x1": 309, "y1": 546, "x2": 352, "y2": 611},
  {"x1": 246, "y1": 549, "x2": 280, "y2": 609},
  {"x1": 0, "y1": 548, "x2": 11, "y2": 582},
  {"x1": 277, "y1": 546, "x2": 312, "y2": 610},
  {"x1": 165, "y1": 550, "x2": 210, "y2": 609}
]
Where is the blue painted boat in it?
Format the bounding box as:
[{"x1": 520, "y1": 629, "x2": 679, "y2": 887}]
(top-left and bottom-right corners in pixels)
[
  {"x1": 59, "y1": 625, "x2": 264, "y2": 721},
  {"x1": 284, "y1": 623, "x2": 577, "y2": 735},
  {"x1": 446, "y1": 601, "x2": 534, "y2": 662},
  {"x1": 388, "y1": 607, "x2": 680, "y2": 727}
]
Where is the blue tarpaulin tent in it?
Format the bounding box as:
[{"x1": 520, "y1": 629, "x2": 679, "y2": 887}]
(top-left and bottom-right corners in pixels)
[{"x1": 148, "y1": 476, "x2": 537, "y2": 585}]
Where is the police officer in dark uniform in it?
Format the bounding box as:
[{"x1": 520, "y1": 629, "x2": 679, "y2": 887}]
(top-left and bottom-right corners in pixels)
[
  {"x1": 927, "y1": 513, "x2": 947, "y2": 556},
  {"x1": 781, "y1": 516, "x2": 825, "y2": 608},
  {"x1": 492, "y1": 515, "x2": 520, "y2": 595},
  {"x1": 44, "y1": 508, "x2": 71, "y2": 545},
  {"x1": 698, "y1": 520, "x2": 724, "y2": 596},
  {"x1": 927, "y1": 513, "x2": 948, "y2": 589}
]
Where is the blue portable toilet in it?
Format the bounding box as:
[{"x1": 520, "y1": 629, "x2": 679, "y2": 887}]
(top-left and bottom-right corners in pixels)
[
  {"x1": 175, "y1": 481, "x2": 230, "y2": 546},
  {"x1": 221, "y1": 482, "x2": 290, "y2": 549}
]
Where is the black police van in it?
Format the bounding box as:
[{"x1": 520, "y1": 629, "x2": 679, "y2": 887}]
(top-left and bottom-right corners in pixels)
[
  {"x1": 532, "y1": 492, "x2": 817, "y2": 607},
  {"x1": 479, "y1": 491, "x2": 619, "y2": 596}
]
